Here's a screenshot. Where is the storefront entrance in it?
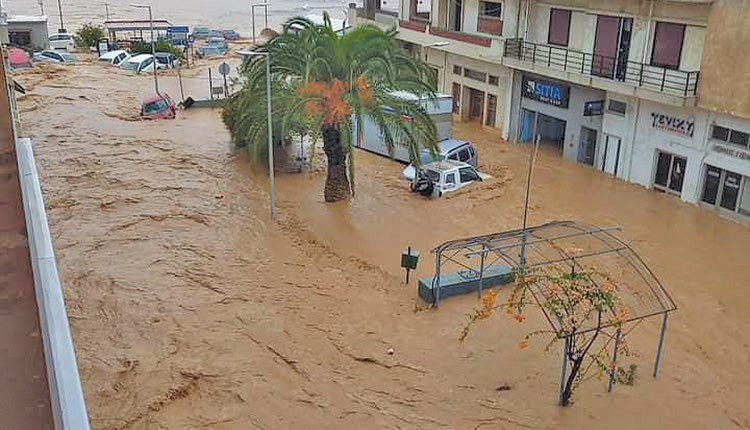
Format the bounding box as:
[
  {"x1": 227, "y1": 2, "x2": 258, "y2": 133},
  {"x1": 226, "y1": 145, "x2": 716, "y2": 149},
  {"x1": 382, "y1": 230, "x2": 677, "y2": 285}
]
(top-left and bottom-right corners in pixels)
[
  {"x1": 653, "y1": 151, "x2": 687, "y2": 195},
  {"x1": 701, "y1": 165, "x2": 750, "y2": 217},
  {"x1": 601, "y1": 135, "x2": 621, "y2": 175},
  {"x1": 536, "y1": 113, "x2": 566, "y2": 153}
]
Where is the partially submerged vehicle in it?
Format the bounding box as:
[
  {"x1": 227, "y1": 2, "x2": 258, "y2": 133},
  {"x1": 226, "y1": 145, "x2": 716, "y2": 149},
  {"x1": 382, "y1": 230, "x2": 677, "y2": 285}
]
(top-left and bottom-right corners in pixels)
[
  {"x1": 98, "y1": 50, "x2": 130, "y2": 66},
  {"x1": 221, "y1": 30, "x2": 240, "y2": 40},
  {"x1": 48, "y1": 33, "x2": 75, "y2": 50},
  {"x1": 410, "y1": 160, "x2": 485, "y2": 198},
  {"x1": 120, "y1": 54, "x2": 165, "y2": 73},
  {"x1": 32, "y1": 50, "x2": 78, "y2": 64},
  {"x1": 401, "y1": 139, "x2": 478, "y2": 181},
  {"x1": 8, "y1": 48, "x2": 33, "y2": 69},
  {"x1": 154, "y1": 52, "x2": 178, "y2": 69},
  {"x1": 141, "y1": 93, "x2": 176, "y2": 120},
  {"x1": 192, "y1": 26, "x2": 211, "y2": 39},
  {"x1": 197, "y1": 37, "x2": 228, "y2": 57}
]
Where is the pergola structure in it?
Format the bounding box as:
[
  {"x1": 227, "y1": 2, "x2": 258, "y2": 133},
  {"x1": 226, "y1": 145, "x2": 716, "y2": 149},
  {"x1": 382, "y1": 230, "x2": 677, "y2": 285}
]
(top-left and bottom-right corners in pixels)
[{"x1": 429, "y1": 220, "x2": 677, "y2": 401}]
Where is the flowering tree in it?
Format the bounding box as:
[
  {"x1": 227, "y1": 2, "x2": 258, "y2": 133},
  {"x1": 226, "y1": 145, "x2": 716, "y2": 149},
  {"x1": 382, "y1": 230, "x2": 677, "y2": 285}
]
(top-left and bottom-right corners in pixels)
[{"x1": 462, "y1": 257, "x2": 632, "y2": 406}]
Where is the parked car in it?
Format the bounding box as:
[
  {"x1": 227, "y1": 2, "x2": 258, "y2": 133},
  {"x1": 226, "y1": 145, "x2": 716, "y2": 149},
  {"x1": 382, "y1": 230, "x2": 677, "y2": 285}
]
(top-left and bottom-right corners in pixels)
[
  {"x1": 191, "y1": 26, "x2": 211, "y2": 39},
  {"x1": 410, "y1": 160, "x2": 484, "y2": 198},
  {"x1": 32, "y1": 50, "x2": 78, "y2": 64},
  {"x1": 401, "y1": 139, "x2": 478, "y2": 181},
  {"x1": 120, "y1": 54, "x2": 166, "y2": 73},
  {"x1": 49, "y1": 33, "x2": 75, "y2": 50},
  {"x1": 207, "y1": 30, "x2": 225, "y2": 39},
  {"x1": 141, "y1": 93, "x2": 176, "y2": 120},
  {"x1": 221, "y1": 30, "x2": 240, "y2": 40},
  {"x1": 154, "y1": 52, "x2": 178, "y2": 69},
  {"x1": 98, "y1": 50, "x2": 131, "y2": 66},
  {"x1": 8, "y1": 48, "x2": 33, "y2": 69}
]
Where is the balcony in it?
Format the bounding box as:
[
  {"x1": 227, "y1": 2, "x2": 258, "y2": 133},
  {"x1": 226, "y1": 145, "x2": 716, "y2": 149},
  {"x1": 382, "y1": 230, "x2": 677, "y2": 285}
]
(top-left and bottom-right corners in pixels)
[
  {"x1": 428, "y1": 26, "x2": 493, "y2": 47},
  {"x1": 354, "y1": 8, "x2": 399, "y2": 28},
  {"x1": 503, "y1": 39, "x2": 700, "y2": 106}
]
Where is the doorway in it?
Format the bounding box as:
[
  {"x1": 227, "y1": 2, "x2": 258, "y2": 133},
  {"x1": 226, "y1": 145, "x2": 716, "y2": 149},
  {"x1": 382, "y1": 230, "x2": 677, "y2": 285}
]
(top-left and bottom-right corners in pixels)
[
  {"x1": 601, "y1": 135, "x2": 621, "y2": 174},
  {"x1": 578, "y1": 127, "x2": 598, "y2": 166},
  {"x1": 468, "y1": 88, "x2": 484, "y2": 122},
  {"x1": 9, "y1": 31, "x2": 32, "y2": 47},
  {"x1": 535, "y1": 113, "x2": 566, "y2": 153},
  {"x1": 519, "y1": 108, "x2": 536, "y2": 143},
  {"x1": 452, "y1": 83, "x2": 461, "y2": 114},
  {"x1": 592, "y1": 16, "x2": 633, "y2": 80},
  {"x1": 653, "y1": 151, "x2": 687, "y2": 195},
  {"x1": 450, "y1": 0, "x2": 463, "y2": 31}
]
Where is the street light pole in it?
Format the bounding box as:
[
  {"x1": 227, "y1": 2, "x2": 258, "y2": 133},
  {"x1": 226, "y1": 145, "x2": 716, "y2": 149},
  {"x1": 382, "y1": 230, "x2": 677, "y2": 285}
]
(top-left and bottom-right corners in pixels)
[
  {"x1": 130, "y1": 4, "x2": 158, "y2": 94},
  {"x1": 251, "y1": 3, "x2": 270, "y2": 46},
  {"x1": 57, "y1": 0, "x2": 65, "y2": 32},
  {"x1": 38, "y1": 0, "x2": 45, "y2": 15},
  {"x1": 104, "y1": 3, "x2": 110, "y2": 20},
  {"x1": 242, "y1": 51, "x2": 276, "y2": 219}
]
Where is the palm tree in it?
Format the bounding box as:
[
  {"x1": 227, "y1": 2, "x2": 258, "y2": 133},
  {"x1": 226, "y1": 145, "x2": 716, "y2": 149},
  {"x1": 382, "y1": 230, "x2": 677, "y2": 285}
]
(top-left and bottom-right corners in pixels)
[{"x1": 223, "y1": 15, "x2": 439, "y2": 202}]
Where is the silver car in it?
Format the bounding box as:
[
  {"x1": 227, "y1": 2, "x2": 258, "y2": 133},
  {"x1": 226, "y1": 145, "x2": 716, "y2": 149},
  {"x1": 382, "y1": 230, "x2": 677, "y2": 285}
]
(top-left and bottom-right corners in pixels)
[
  {"x1": 401, "y1": 139, "x2": 478, "y2": 181},
  {"x1": 411, "y1": 160, "x2": 484, "y2": 198}
]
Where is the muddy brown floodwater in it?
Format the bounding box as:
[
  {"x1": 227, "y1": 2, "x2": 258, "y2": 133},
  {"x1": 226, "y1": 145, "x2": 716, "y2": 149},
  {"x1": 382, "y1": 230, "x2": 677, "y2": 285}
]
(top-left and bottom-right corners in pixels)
[{"x1": 13, "y1": 61, "x2": 750, "y2": 429}]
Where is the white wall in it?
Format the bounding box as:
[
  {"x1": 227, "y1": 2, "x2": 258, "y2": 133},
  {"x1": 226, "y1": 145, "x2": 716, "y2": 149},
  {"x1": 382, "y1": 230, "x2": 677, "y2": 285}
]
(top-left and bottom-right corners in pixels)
[{"x1": 601, "y1": 93, "x2": 638, "y2": 179}]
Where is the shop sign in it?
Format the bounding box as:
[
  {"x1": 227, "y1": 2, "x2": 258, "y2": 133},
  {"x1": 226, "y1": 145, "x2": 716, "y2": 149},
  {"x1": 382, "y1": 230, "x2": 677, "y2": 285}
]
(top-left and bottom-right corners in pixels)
[
  {"x1": 711, "y1": 144, "x2": 750, "y2": 161},
  {"x1": 650, "y1": 112, "x2": 695, "y2": 138},
  {"x1": 522, "y1": 75, "x2": 570, "y2": 108}
]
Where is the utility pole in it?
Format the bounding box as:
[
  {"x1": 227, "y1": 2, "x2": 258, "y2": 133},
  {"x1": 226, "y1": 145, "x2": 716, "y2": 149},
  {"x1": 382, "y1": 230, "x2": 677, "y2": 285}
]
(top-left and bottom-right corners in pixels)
[
  {"x1": 39, "y1": 0, "x2": 45, "y2": 15},
  {"x1": 130, "y1": 4, "x2": 158, "y2": 94},
  {"x1": 104, "y1": 2, "x2": 109, "y2": 20},
  {"x1": 57, "y1": 0, "x2": 66, "y2": 32}
]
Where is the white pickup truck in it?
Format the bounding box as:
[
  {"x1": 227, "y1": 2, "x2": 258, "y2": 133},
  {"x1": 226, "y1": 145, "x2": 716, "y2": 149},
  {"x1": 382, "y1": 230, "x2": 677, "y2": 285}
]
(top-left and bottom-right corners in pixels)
[{"x1": 411, "y1": 160, "x2": 487, "y2": 198}]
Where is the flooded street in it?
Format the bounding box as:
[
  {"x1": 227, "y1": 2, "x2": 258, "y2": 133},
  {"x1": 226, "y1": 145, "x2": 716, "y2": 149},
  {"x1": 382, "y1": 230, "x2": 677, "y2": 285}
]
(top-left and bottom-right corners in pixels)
[{"x1": 13, "y1": 61, "x2": 750, "y2": 429}]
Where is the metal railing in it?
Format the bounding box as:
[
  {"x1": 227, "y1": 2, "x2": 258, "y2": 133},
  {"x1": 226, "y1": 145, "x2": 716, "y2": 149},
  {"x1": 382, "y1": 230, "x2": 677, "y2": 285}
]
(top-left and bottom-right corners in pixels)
[{"x1": 504, "y1": 38, "x2": 699, "y2": 97}]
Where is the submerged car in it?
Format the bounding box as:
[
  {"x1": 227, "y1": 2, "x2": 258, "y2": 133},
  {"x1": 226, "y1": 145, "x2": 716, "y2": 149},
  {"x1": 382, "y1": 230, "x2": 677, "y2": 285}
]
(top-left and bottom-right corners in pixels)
[
  {"x1": 48, "y1": 33, "x2": 75, "y2": 50},
  {"x1": 221, "y1": 30, "x2": 240, "y2": 40},
  {"x1": 401, "y1": 139, "x2": 478, "y2": 181},
  {"x1": 154, "y1": 52, "x2": 178, "y2": 69},
  {"x1": 120, "y1": 54, "x2": 166, "y2": 73},
  {"x1": 192, "y1": 26, "x2": 211, "y2": 39},
  {"x1": 197, "y1": 37, "x2": 228, "y2": 57},
  {"x1": 410, "y1": 160, "x2": 484, "y2": 198},
  {"x1": 98, "y1": 50, "x2": 131, "y2": 66},
  {"x1": 141, "y1": 93, "x2": 176, "y2": 120},
  {"x1": 33, "y1": 50, "x2": 78, "y2": 64},
  {"x1": 8, "y1": 48, "x2": 33, "y2": 69}
]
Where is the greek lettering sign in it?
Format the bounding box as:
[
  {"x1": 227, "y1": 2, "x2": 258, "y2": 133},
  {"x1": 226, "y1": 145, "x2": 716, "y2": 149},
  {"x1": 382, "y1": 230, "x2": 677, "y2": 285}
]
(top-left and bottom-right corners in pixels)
[
  {"x1": 522, "y1": 75, "x2": 570, "y2": 108},
  {"x1": 650, "y1": 112, "x2": 695, "y2": 138},
  {"x1": 711, "y1": 144, "x2": 750, "y2": 161}
]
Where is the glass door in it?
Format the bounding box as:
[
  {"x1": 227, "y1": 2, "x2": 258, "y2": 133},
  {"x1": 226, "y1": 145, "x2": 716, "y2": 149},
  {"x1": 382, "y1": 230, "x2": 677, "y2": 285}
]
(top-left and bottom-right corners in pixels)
[
  {"x1": 653, "y1": 151, "x2": 687, "y2": 195},
  {"x1": 701, "y1": 165, "x2": 749, "y2": 217},
  {"x1": 720, "y1": 172, "x2": 742, "y2": 211}
]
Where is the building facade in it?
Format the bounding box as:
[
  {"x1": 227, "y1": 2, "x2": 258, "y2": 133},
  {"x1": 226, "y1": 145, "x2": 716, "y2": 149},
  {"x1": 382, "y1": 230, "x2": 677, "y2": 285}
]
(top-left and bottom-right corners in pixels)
[
  {"x1": 352, "y1": 0, "x2": 750, "y2": 222},
  {"x1": 6, "y1": 16, "x2": 49, "y2": 49}
]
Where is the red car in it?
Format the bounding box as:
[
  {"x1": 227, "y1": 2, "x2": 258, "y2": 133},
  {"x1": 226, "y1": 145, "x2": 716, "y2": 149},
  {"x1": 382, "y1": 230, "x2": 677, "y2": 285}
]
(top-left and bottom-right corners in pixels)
[{"x1": 141, "y1": 93, "x2": 176, "y2": 120}]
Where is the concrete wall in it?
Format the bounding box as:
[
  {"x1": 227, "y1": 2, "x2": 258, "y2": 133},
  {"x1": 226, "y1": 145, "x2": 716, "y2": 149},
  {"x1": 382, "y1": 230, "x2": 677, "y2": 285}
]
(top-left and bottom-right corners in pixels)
[
  {"x1": 601, "y1": 93, "x2": 639, "y2": 179},
  {"x1": 7, "y1": 20, "x2": 49, "y2": 49},
  {"x1": 697, "y1": 0, "x2": 750, "y2": 119}
]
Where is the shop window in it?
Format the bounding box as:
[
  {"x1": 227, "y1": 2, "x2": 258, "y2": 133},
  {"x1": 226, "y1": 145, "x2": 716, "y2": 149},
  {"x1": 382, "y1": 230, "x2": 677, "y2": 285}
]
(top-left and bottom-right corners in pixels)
[
  {"x1": 453, "y1": 65, "x2": 462, "y2": 75},
  {"x1": 711, "y1": 125, "x2": 750, "y2": 149},
  {"x1": 548, "y1": 9, "x2": 571, "y2": 47},
  {"x1": 464, "y1": 68, "x2": 487, "y2": 82},
  {"x1": 480, "y1": 1, "x2": 502, "y2": 17},
  {"x1": 608, "y1": 99, "x2": 627, "y2": 115},
  {"x1": 651, "y1": 22, "x2": 685, "y2": 70},
  {"x1": 488, "y1": 75, "x2": 499, "y2": 86},
  {"x1": 702, "y1": 165, "x2": 750, "y2": 217}
]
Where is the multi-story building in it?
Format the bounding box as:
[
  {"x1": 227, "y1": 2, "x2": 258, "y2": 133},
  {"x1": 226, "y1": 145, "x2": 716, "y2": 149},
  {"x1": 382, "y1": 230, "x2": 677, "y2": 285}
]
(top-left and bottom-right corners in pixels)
[{"x1": 352, "y1": 0, "x2": 750, "y2": 222}]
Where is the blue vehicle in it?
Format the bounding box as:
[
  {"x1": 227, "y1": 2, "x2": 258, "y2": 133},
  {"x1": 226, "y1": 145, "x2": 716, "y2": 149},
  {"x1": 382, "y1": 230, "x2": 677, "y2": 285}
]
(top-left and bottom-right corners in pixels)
[
  {"x1": 191, "y1": 26, "x2": 211, "y2": 39},
  {"x1": 221, "y1": 30, "x2": 240, "y2": 40},
  {"x1": 197, "y1": 37, "x2": 228, "y2": 57}
]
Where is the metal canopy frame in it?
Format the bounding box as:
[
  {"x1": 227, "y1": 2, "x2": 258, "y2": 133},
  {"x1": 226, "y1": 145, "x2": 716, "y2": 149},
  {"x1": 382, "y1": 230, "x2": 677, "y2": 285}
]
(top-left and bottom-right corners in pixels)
[{"x1": 430, "y1": 220, "x2": 677, "y2": 400}]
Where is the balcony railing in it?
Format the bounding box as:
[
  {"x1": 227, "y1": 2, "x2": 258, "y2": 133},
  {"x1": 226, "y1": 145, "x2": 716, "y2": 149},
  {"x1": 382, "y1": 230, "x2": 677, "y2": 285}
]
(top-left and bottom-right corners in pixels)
[{"x1": 504, "y1": 39, "x2": 699, "y2": 97}]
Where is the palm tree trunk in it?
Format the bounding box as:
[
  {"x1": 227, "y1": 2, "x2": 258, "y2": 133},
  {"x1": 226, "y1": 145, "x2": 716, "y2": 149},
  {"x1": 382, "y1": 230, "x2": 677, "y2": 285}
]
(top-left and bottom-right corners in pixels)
[{"x1": 322, "y1": 124, "x2": 351, "y2": 202}]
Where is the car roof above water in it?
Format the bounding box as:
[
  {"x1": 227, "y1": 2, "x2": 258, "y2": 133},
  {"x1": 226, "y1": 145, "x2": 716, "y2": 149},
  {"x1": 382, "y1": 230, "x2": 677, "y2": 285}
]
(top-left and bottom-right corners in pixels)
[
  {"x1": 436, "y1": 139, "x2": 471, "y2": 154},
  {"x1": 423, "y1": 159, "x2": 472, "y2": 172},
  {"x1": 100, "y1": 50, "x2": 128, "y2": 59}
]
